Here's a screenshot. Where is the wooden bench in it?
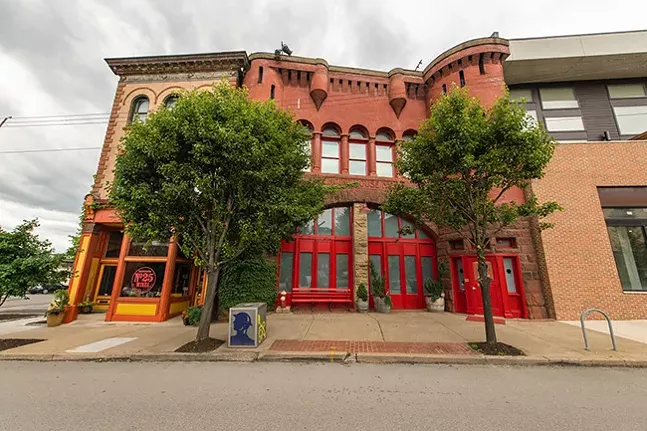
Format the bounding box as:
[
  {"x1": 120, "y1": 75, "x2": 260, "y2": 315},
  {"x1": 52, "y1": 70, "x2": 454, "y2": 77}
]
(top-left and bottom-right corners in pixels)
[{"x1": 291, "y1": 289, "x2": 353, "y2": 308}]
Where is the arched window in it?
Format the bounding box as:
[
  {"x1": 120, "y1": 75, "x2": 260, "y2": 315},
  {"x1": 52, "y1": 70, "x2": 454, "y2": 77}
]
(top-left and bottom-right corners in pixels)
[
  {"x1": 321, "y1": 124, "x2": 341, "y2": 174},
  {"x1": 129, "y1": 96, "x2": 149, "y2": 122},
  {"x1": 402, "y1": 130, "x2": 417, "y2": 142},
  {"x1": 375, "y1": 128, "x2": 395, "y2": 177},
  {"x1": 348, "y1": 126, "x2": 368, "y2": 176},
  {"x1": 164, "y1": 95, "x2": 179, "y2": 109},
  {"x1": 298, "y1": 120, "x2": 314, "y2": 172},
  {"x1": 367, "y1": 210, "x2": 430, "y2": 240}
]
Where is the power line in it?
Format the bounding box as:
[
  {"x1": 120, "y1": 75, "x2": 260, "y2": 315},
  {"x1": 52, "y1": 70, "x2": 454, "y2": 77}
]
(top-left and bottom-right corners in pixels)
[
  {"x1": 0, "y1": 146, "x2": 102, "y2": 154},
  {"x1": 4, "y1": 113, "x2": 110, "y2": 120},
  {"x1": 4, "y1": 121, "x2": 109, "y2": 128}
]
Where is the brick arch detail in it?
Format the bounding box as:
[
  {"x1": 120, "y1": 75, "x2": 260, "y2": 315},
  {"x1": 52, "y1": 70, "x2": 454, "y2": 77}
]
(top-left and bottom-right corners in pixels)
[
  {"x1": 122, "y1": 87, "x2": 157, "y2": 107},
  {"x1": 156, "y1": 86, "x2": 185, "y2": 104}
]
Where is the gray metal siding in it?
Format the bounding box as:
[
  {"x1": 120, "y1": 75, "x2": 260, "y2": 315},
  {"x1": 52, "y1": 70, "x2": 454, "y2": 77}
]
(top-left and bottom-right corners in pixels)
[{"x1": 573, "y1": 82, "x2": 619, "y2": 141}]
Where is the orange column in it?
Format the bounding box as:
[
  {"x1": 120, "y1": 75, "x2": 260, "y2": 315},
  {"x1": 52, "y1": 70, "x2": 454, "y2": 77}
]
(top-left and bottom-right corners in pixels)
[
  {"x1": 368, "y1": 136, "x2": 377, "y2": 176},
  {"x1": 159, "y1": 238, "x2": 178, "y2": 321},
  {"x1": 312, "y1": 132, "x2": 322, "y2": 173},
  {"x1": 340, "y1": 134, "x2": 349, "y2": 174},
  {"x1": 106, "y1": 234, "x2": 131, "y2": 321}
]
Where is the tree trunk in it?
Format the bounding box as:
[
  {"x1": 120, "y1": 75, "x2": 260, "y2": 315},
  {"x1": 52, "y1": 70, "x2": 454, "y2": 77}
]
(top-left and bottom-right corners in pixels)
[
  {"x1": 477, "y1": 251, "x2": 498, "y2": 346},
  {"x1": 196, "y1": 266, "x2": 221, "y2": 341}
]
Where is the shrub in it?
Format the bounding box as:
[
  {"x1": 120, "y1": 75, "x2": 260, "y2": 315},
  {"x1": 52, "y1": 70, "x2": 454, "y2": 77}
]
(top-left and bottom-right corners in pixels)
[
  {"x1": 45, "y1": 289, "x2": 69, "y2": 316},
  {"x1": 183, "y1": 306, "x2": 202, "y2": 326},
  {"x1": 356, "y1": 283, "x2": 368, "y2": 302},
  {"x1": 369, "y1": 261, "x2": 386, "y2": 299},
  {"x1": 219, "y1": 258, "x2": 278, "y2": 312},
  {"x1": 423, "y1": 260, "x2": 449, "y2": 301}
]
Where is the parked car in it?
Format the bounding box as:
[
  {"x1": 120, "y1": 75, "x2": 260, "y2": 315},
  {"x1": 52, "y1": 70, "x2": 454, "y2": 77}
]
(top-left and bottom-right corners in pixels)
[{"x1": 28, "y1": 284, "x2": 67, "y2": 295}]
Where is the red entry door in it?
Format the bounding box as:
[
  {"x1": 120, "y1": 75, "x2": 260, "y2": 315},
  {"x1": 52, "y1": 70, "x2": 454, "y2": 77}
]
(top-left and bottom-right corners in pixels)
[{"x1": 463, "y1": 256, "x2": 504, "y2": 317}]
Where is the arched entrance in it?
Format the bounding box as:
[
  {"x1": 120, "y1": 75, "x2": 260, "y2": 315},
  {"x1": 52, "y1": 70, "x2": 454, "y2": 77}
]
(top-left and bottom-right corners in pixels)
[{"x1": 367, "y1": 210, "x2": 436, "y2": 309}]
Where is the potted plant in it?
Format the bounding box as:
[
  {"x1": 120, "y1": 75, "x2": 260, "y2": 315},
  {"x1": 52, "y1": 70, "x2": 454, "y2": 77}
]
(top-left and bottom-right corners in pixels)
[
  {"x1": 356, "y1": 282, "x2": 369, "y2": 313},
  {"x1": 77, "y1": 297, "x2": 94, "y2": 314},
  {"x1": 45, "y1": 289, "x2": 69, "y2": 327},
  {"x1": 424, "y1": 261, "x2": 448, "y2": 312},
  {"x1": 182, "y1": 305, "x2": 202, "y2": 326},
  {"x1": 370, "y1": 262, "x2": 391, "y2": 313}
]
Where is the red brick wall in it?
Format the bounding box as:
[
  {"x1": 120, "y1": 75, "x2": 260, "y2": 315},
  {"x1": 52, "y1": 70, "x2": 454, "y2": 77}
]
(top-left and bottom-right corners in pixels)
[{"x1": 531, "y1": 141, "x2": 647, "y2": 320}]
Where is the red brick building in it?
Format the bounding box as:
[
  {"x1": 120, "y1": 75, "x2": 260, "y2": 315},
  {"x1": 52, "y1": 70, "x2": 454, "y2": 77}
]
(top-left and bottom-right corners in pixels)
[{"x1": 67, "y1": 30, "x2": 647, "y2": 323}]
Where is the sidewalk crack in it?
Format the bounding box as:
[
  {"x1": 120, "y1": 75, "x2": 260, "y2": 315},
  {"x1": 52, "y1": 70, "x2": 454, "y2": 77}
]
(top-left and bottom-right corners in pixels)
[
  {"x1": 303, "y1": 315, "x2": 315, "y2": 339},
  {"x1": 368, "y1": 314, "x2": 385, "y2": 341}
]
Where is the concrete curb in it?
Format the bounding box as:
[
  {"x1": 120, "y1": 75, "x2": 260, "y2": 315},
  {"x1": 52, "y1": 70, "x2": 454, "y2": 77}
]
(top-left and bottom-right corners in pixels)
[{"x1": 1, "y1": 351, "x2": 646, "y2": 368}]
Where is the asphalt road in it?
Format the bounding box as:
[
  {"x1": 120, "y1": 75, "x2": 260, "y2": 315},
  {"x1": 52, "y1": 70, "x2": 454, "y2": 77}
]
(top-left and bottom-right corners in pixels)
[
  {"x1": 0, "y1": 294, "x2": 53, "y2": 315},
  {"x1": 0, "y1": 362, "x2": 645, "y2": 430}
]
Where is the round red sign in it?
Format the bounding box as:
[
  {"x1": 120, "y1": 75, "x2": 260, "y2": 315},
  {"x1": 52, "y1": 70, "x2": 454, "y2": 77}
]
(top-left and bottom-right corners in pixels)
[{"x1": 131, "y1": 267, "x2": 157, "y2": 295}]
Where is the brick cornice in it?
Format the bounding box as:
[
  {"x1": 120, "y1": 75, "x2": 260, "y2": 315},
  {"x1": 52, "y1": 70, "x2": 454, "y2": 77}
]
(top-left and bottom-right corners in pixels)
[{"x1": 105, "y1": 51, "x2": 249, "y2": 77}]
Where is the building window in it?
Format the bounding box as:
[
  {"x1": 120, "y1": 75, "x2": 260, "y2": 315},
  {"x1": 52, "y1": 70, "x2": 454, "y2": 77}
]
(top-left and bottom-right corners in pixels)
[
  {"x1": 442, "y1": 84, "x2": 447, "y2": 94},
  {"x1": 299, "y1": 206, "x2": 351, "y2": 236},
  {"x1": 478, "y1": 53, "x2": 486, "y2": 75},
  {"x1": 105, "y1": 231, "x2": 124, "y2": 258},
  {"x1": 604, "y1": 207, "x2": 647, "y2": 292},
  {"x1": 349, "y1": 127, "x2": 368, "y2": 176},
  {"x1": 509, "y1": 88, "x2": 533, "y2": 103},
  {"x1": 612, "y1": 106, "x2": 647, "y2": 136},
  {"x1": 258, "y1": 66, "x2": 264, "y2": 84},
  {"x1": 163, "y1": 95, "x2": 179, "y2": 109},
  {"x1": 321, "y1": 125, "x2": 340, "y2": 173},
  {"x1": 270, "y1": 85, "x2": 275, "y2": 100},
  {"x1": 496, "y1": 237, "x2": 517, "y2": 248},
  {"x1": 279, "y1": 252, "x2": 293, "y2": 292},
  {"x1": 172, "y1": 263, "x2": 191, "y2": 296},
  {"x1": 608, "y1": 83, "x2": 646, "y2": 99},
  {"x1": 128, "y1": 241, "x2": 169, "y2": 257},
  {"x1": 459, "y1": 70, "x2": 466, "y2": 88},
  {"x1": 121, "y1": 262, "x2": 166, "y2": 298},
  {"x1": 129, "y1": 96, "x2": 149, "y2": 122},
  {"x1": 450, "y1": 239, "x2": 464, "y2": 250},
  {"x1": 367, "y1": 210, "x2": 430, "y2": 240},
  {"x1": 544, "y1": 116, "x2": 585, "y2": 132},
  {"x1": 539, "y1": 87, "x2": 578, "y2": 109},
  {"x1": 298, "y1": 121, "x2": 313, "y2": 172},
  {"x1": 376, "y1": 129, "x2": 395, "y2": 178}
]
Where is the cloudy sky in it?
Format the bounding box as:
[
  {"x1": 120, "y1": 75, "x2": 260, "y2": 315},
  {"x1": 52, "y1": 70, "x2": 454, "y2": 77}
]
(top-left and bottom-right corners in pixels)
[{"x1": 1, "y1": 0, "x2": 646, "y2": 251}]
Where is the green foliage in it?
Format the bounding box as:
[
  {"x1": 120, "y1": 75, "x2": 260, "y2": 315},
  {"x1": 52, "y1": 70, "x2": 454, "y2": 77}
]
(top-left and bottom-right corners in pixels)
[
  {"x1": 78, "y1": 300, "x2": 94, "y2": 308},
  {"x1": 369, "y1": 261, "x2": 386, "y2": 299},
  {"x1": 110, "y1": 82, "x2": 336, "y2": 340},
  {"x1": 384, "y1": 86, "x2": 561, "y2": 248},
  {"x1": 383, "y1": 296, "x2": 392, "y2": 308},
  {"x1": 0, "y1": 220, "x2": 66, "y2": 308},
  {"x1": 423, "y1": 260, "x2": 448, "y2": 301},
  {"x1": 356, "y1": 282, "x2": 368, "y2": 302},
  {"x1": 183, "y1": 306, "x2": 202, "y2": 326},
  {"x1": 45, "y1": 289, "x2": 69, "y2": 316},
  {"x1": 218, "y1": 258, "x2": 278, "y2": 311},
  {"x1": 384, "y1": 86, "x2": 561, "y2": 344}
]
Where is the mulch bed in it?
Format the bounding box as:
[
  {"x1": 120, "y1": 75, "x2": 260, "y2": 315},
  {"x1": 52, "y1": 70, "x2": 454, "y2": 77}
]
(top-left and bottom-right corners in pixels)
[
  {"x1": 0, "y1": 338, "x2": 45, "y2": 352},
  {"x1": 0, "y1": 314, "x2": 39, "y2": 322},
  {"x1": 470, "y1": 342, "x2": 525, "y2": 356},
  {"x1": 175, "y1": 338, "x2": 224, "y2": 353}
]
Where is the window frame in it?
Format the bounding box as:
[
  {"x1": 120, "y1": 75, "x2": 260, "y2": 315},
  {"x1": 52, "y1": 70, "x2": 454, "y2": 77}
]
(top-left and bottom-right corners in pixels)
[
  {"x1": 321, "y1": 125, "x2": 341, "y2": 174},
  {"x1": 129, "y1": 96, "x2": 150, "y2": 123},
  {"x1": 348, "y1": 127, "x2": 368, "y2": 176},
  {"x1": 603, "y1": 206, "x2": 647, "y2": 292},
  {"x1": 539, "y1": 87, "x2": 579, "y2": 110}
]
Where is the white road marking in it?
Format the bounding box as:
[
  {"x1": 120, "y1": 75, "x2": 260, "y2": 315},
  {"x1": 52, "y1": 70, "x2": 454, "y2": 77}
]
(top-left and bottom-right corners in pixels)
[{"x1": 66, "y1": 337, "x2": 137, "y2": 353}]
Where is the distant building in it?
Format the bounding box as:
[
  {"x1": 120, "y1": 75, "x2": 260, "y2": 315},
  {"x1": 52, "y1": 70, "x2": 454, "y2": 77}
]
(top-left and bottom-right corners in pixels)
[{"x1": 66, "y1": 30, "x2": 647, "y2": 323}]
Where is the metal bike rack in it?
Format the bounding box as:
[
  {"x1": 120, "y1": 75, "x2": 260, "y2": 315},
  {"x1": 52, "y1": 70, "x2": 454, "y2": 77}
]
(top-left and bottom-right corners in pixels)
[{"x1": 580, "y1": 308, "x2": 617, "y2": 351}]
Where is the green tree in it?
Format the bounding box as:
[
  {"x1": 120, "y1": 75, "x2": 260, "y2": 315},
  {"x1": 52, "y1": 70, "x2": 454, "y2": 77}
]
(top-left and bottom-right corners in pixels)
[
  {"x1": 111, "y1": 82, "x2": 334, "y2": 341},
  {"x1": 0, "y1": 219, "x2": 66, "y2": 307},
  {"x1": 383, "y1": 87, "x2": 560, "y2": 346}
]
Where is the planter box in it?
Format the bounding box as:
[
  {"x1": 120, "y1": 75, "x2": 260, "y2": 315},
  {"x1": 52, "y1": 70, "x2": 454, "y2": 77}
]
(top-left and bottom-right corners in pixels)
[
  {"x1": 46, "y1": 312, "x2": 65, "y2": 327},
  {"x1": 356, "y1": 299, "x2": 369, "y2": 313},
  {"x1": 374, "y1": 297, "x2": 391, "y2": 313},
  {"x1": 426, "y1": 296, "x2": 445, "y2": 312}
]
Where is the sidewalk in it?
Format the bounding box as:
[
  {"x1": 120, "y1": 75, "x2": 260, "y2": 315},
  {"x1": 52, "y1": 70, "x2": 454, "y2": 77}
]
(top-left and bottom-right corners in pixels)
[{"x1": 1, "y1": 311, "x2": 646, "y2": 366}]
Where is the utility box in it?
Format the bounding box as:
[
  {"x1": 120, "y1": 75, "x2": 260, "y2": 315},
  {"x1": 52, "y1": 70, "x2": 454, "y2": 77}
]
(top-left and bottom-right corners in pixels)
[{"x1": 228, "y1": 302, "x2": 267, "y2": 348}]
